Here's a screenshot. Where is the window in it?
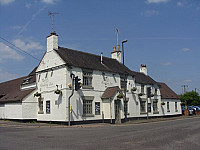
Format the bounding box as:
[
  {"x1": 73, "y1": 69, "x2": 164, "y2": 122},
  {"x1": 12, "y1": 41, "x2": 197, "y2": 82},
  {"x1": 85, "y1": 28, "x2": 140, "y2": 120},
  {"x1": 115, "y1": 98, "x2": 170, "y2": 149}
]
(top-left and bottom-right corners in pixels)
[
  {"x1": 140, "y1": 99, "x2": 146, "y2": 113},
  {"x1": 120, "y1": 75, "x2": 127, "y2": 90},
  {"x1": 38, "y1": 97, "x2": 43, "y2": 114},
  {"x1": 167, "y1": 102, "x2": 170, "y2": 112},
  {"x1": 46, "y1": 101, "x2": 50, "y2": 114},
  {"x1": 45, "y1": 72, "x2": 48, "y2": 78},
  {"x1": 82, "y1": 96, "x2": 94, "y2": 116},
  {"x1": 155, "y1": 89, "x2": 157, "y2": 96},
  {"x1": 175, "y1": 102, "x2": 177, "y2": 112},
  {"x1": 95, "y1": 102, "x2": 100, "y2": 115},
  {"x1": 148, "y1": 103, "x2": 151, "y2": 113},
  {"x1": 141, "y1": 84, "x2": 144, "y2": 93},
  {"x1": 83, "y1": 70, "x2": 93, "y2": 88},
  {"x1": 124, "y1": 98, "x2": 129, "y2": 115},
  {"x1": 38, "y1": 74, "x2": 40, "y2": 82},
  {"x1": 153, "y1": 100, "x2": 158, "y2": 113}
]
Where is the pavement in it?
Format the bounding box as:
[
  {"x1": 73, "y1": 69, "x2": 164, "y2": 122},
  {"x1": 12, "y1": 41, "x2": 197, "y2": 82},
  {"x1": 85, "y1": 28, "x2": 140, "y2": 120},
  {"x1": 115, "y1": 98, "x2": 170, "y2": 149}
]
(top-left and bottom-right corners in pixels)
[{"x1": 0, "y1": 115, "x2": 199, "y2": 128}]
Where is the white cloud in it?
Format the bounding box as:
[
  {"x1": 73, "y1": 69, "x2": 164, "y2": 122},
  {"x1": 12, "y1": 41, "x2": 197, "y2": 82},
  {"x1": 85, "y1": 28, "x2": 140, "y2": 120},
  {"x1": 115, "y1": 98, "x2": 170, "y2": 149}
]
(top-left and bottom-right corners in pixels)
[
  {"x1": 41, "y1": 0, "x2": 58, "y2": 4},
  {"x1": 12, "y1": 39, "x2": 44, "y2": 51},
  {"x1": 25, "y1": 3, "x2": 31, "y2": 9},
  {"x1": 183, "y1": 79, "x2": 192, "y2": 83},
  {"x1": 0, "y1": 0, "x2": 15, "y2": 5},
  {"x1": 0, "y1": 42, "x2": 24, "y2": 62},
  {"x1": 0, "y1": 68, "x2": 18, "y2": 82},
  {"x1": 177, "y1": 1, "x2": 184, "y2": 6},
  {"x1": 163, "y1": 62, "x2": 172, "y2": 66},
  {"x1": 182, "y1": 48, "x2": 190, "y2": 52},
  {"x1": 141, "y1": 10, "x2": 159, "y2": 16},
  {"x1": 18, "y1": 6, "x2": 46, "y2": 35},
  {"x1": 11, "y1": 25, "x2": 22, "y2": 30},
  {"x1": 146, "y1": 0, "x2": 170, "y2": 4}
]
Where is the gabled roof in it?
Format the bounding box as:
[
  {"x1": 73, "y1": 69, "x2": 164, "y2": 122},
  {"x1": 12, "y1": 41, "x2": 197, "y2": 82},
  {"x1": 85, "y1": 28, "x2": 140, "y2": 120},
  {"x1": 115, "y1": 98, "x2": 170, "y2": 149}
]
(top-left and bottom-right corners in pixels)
[
  {"x1": 158, "y1": 82, "x2": 179, "y2": 99},
  {"x1": 132, "y1": 71, "x2": 157, "y2": 85},
  {"x1": 0, "y1": 76, "x2": 35, "y2": 103},
  {"x1": 55, "y1": 47, "x2": 134, "y2": 75},
  {"x1": 101, "y1": 86, "x2": 120, "y2": 99}
]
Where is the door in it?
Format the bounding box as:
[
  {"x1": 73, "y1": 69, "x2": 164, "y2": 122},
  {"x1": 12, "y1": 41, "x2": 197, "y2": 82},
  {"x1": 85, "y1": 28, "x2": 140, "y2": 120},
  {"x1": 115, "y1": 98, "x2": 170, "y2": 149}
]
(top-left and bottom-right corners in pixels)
[{"x1": 115, "y1": 100, "x2": 121, "y2": 124}]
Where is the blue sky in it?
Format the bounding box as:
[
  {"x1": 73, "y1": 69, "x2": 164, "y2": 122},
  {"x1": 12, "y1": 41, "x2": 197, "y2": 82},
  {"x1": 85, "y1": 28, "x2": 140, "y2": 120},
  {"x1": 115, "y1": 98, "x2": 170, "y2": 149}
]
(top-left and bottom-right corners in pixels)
[{"x1": 0, "y1": 0, "x2": 200, "y2": 94}]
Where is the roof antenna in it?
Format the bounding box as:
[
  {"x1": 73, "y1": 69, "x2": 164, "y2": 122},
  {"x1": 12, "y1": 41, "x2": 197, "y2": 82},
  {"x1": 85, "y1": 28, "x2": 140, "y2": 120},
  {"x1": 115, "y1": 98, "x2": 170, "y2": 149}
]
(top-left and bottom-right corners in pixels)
[
  {"x1": 48, "y1": 11, "x2": 59, "y2": 33},
  {"x1": 116, "y1": 28, "x2": 119, "y2": 46}
]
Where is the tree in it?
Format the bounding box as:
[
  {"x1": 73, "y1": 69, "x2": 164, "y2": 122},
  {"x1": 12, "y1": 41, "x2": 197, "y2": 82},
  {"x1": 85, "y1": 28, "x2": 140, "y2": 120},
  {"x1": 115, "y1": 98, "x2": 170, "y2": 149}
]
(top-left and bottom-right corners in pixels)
[{"x1": 180, "y1": 91, "x2": 200, "y2": 106}]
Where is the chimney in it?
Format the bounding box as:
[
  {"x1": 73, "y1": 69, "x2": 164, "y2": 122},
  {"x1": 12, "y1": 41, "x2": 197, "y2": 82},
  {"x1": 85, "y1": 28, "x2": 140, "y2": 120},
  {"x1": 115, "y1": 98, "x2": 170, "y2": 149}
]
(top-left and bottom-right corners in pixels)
[
  {"x1": 140, "y1": 64, "x2": 147, "y2": 75},
  {"x1": 47, "y1": 32, "x2": 58, "y2": 52},
  {"x1": 111, "y1": 45, "x2": 121, "y2": 62}
]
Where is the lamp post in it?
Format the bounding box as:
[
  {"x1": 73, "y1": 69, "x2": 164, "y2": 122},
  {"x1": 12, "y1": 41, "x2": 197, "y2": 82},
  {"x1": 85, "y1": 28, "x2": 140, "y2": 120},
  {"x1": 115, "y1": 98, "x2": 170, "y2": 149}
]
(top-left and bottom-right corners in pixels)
[
  {"x1": 122, "y1": 40, "x2": 127, "y2": 65},
  {"x1": 122, "y1": 40, "x2": 128, "y2": 122}
]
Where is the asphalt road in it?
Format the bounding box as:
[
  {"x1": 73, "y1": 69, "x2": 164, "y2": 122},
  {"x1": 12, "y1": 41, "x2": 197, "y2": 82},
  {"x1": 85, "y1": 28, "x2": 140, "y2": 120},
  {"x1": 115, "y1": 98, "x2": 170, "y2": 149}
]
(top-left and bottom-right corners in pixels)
[{"x1": 0, "y1": 117, "x2": 200, "y2": 150}]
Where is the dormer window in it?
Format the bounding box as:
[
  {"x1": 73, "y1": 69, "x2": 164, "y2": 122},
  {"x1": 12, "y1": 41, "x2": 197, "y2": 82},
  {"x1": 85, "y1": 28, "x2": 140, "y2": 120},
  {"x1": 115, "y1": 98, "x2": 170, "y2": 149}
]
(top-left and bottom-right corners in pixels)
[{"x1": 82, "y1": 70, "x2": 93, "y2": 88}]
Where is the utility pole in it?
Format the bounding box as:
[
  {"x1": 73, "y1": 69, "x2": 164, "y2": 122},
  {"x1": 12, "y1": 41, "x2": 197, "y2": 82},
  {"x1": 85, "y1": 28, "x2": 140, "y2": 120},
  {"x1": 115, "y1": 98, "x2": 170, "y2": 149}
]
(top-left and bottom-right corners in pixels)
[
  {"x1": 182, "y1": 85, "x2": 188, "y2": 109},
  {"x1": 68, "y1": 73, "x2": 75, "y2": 126}
]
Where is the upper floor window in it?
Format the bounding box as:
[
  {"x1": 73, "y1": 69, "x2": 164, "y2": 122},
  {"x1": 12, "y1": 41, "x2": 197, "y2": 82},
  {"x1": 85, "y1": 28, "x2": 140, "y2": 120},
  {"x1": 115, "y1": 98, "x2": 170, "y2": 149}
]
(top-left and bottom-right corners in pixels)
[
  {"x1": 82, "y1": 70, "x2": 93, "y2": 88},
  {"x1": 120, "y1": 75, "x2": 127, "y2": 90},
  {"x1": 155, "y1": 89, "x2": 157, "y2": 96},
  {"x1": 141, "y1": 84, "x2": 144, "y2": 93}
]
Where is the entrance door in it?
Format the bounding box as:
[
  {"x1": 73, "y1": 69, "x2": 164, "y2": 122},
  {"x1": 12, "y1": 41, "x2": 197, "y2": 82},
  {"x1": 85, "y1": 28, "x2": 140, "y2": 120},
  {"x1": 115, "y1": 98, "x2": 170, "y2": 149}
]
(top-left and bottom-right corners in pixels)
[{"x1": 115, "y1": 100, "x2": 121, "y2": 124}]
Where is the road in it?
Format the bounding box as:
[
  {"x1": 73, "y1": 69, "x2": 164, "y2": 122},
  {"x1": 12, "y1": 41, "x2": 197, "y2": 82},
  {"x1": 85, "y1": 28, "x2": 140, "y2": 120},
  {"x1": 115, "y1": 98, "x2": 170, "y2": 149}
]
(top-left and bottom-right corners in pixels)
[{"x1": 0, "y1": 117, "x2": 200, "y2": 150}]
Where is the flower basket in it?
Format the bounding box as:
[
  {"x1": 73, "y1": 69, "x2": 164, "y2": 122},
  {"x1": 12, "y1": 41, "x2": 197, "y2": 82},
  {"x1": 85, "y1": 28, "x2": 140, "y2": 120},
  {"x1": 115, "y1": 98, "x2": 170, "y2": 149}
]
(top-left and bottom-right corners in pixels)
[
  {"x1": 131, "y1": 87, "x2": 137, "y2": 92},
  {"x1": 161, "y1": 101, "x2": 165, "y2": 105},
  {"x1": 138, "y1": 93, "x2": 144, "y2": 96},
  {"x1": 34, "y1": 92, "x2": 41, "y2": 97},
  {"x1": 55, "y1": 89, "x2": 62, "y2": 94},
  {"x1": 151, "y1": 94, "x2": 154, "y2": 97},
  {"x1": 117, "y1": 92, "x2": 124, "y2": 99}
]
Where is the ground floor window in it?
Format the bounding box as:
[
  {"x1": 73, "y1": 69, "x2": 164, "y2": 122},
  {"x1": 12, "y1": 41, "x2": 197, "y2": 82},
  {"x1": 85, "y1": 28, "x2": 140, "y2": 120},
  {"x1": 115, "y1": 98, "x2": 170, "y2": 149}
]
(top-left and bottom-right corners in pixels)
[
  {"x1": 95, "y1": 102, "x2": 100, "y2": 115},
  {"x1": 140, "y1": 100, "x2": 146, "y2": 113},
  {"x1": 175, "y1": 102, "x2": 178, "y2": 112},
  {"x1": 82, "y1": 96, "x2": 94, "y2": 117},
  {"x1": 38, "y1": 97, "x2": 43, "y2": 114},
  {"x1": 153, "y1": 100, "x2": 158, "y2": 113},
  {"x1": 124, "y1": 98, "x2": 129, "y2": 115},
  {"x1": 46, "y1": 100, "x2": 50, "y2": 114},
  {"x1": 167, "y1": 102, "x2": 170, "y2": 112}
]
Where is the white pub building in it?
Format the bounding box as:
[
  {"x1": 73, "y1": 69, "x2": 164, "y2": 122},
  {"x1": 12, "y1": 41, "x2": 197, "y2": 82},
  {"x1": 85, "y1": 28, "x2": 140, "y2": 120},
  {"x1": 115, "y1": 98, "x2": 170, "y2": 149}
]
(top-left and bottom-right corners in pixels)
[{"x1": 0, "y1": 31, "x2": 181, "y2": 124}]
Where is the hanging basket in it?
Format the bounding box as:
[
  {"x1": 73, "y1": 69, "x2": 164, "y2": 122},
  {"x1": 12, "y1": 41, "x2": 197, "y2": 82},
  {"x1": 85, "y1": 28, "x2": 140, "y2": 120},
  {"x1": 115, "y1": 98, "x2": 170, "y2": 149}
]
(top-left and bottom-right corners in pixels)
[
  {"x1": 138, "y1": 93, "x2": 144, "y2": 96},
  {"x1": 161, "y1": 101, "x2": 165, "y2": 105},
  {"x1": 34, "y1": 92, "x2": 41, "y2": 97},
  {"x1": 55, "y1": 89, "x2": 62, "y2": 94},
  {"x1": 117, "y1": 92, "x2": 124, "y2": 99},
  {"x1": 151, "y1": 94, "x2": 154, "y2": 97},
  {"x1": 131, "y1": 87, "x2": 137, "y2": 92}
]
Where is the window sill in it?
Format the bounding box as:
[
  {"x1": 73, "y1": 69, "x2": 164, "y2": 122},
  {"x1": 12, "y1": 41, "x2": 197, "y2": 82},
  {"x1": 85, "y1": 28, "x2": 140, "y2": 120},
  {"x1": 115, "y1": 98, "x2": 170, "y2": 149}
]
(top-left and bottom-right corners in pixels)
[
  {"x1": 82, "y1": 114, "x2": 94, "y2": 117},
  {"x1": 140, "y1": 112, "x2": 147, "y2": 114},
  {"x1": 153, "y1": 111, "x2": 159, "y2": 114},
  {"x1": 38, "y1": 111, "x2": 44, "y2": 114},
  {"x1": 82, "y1": 86, "x2": 94, "y2": 89}
]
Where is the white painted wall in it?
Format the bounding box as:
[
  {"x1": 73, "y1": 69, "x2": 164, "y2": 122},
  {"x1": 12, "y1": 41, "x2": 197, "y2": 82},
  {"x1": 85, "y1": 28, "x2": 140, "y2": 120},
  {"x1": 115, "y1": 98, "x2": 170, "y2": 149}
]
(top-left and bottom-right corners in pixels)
[{"x1": 0, "y1": 103, "x2": 22, "y2": 119}]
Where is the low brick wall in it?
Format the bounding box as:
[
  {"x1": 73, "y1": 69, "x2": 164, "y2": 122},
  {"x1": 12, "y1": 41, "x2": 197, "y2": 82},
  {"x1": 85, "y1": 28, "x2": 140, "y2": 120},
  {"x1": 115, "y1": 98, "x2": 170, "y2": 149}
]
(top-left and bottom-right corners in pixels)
[{"x1": 195, "y1": 110, "x2": 200, "y2": 115}]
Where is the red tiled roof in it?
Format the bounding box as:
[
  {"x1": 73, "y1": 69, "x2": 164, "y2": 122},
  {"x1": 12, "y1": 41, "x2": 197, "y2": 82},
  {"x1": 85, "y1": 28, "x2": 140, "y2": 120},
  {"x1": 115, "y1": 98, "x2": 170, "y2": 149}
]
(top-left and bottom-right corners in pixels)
[
  {"x1": 101, "y1": 86, "x2": 120, "y2": 99},
  {"x1": 0, "y1": 76, "x2": 35, "y2": 103},
  {"x1": 158, "y1": 82, "x2": 179, "y2": 99}
]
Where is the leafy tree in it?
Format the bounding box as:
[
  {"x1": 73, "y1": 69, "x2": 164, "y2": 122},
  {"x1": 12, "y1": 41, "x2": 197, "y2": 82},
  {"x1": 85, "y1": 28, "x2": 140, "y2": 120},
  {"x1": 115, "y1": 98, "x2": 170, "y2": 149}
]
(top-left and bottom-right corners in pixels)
[{"x1": 180, "y1": 91, "x2": 200, "y2": 106}]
